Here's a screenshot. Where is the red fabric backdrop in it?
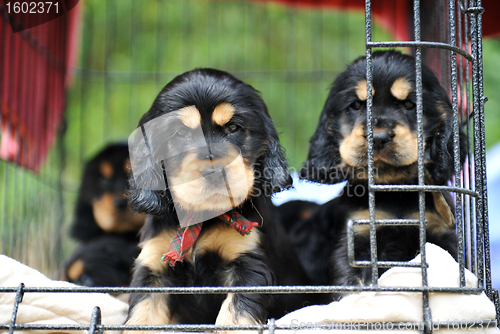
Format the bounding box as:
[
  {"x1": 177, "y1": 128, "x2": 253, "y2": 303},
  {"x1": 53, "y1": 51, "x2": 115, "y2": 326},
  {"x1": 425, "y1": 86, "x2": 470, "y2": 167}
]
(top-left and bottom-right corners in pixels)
[
  {"x1": 0, "y1": 2, "x2": 80, "y2": 171},
  {"x1": 262, "y1": 0, "x2": 500, "y2": 38}
]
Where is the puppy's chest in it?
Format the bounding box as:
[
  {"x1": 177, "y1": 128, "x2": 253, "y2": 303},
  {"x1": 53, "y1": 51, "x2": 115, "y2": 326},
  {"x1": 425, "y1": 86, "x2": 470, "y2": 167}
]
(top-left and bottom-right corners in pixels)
[
  {"x1": 191, "y1": 222, "x2": 261, "y2": 262},
  {"x1": 342, "y1": 191, "x2": 455, "y2": 234},
  {"x1": 137, "y1": 222, "x2": 261, "y2": 275}
]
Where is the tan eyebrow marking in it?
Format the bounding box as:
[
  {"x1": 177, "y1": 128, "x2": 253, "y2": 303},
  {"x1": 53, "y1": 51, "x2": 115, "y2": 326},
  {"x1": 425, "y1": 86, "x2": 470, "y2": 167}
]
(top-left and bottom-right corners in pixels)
[
  {"x1": 355, "y1": 79, "x2": 375, "y2": 101},
  {"x1": 391, "y1": 77, "x2": 413, "y2": 100},
  {"x1": 212, "y1": 103, "x2": 235, "y2": 126},
  {"x1": 177, "y1": 106, "x2": 201, "y2": 129},
  {"x1": 100, "y1": 162, "x2": 114, "y2": 178}
]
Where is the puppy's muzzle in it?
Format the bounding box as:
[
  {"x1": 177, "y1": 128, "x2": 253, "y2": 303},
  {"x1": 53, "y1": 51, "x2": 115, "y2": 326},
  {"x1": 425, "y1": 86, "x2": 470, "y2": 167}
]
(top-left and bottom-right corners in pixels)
[
  {"x1": 371, "y1": 129, "x2": 395, "y2": 151},
  {"x1": 363, "y1": 117, "x2": 396, "y2": 151},
  {"x1": 201, "y1": 166, "x2": 227, "y2": 184}
]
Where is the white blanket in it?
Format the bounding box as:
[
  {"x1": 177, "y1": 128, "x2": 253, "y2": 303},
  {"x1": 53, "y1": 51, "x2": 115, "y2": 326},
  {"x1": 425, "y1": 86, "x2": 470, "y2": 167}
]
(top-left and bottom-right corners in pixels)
[
  {"x1": 1, "y1": 244, "x2": 498, "y2": 334},
  {"x1": 0, "y1": 255, "x2": 128, "y2": 334},
  {"x1": 277, "y1": 243, "x2": 499, "y2": 334}
]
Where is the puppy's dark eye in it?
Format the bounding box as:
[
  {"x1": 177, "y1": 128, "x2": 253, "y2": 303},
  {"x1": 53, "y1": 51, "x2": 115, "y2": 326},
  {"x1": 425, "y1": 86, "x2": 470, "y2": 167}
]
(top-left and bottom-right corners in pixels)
[
  {"x1": 349, "y1": 100, "x2": 364, "y2": 111},
  {"x1": 175, "y1": 128, "x2": 189, "y2": 138},
  {"x1": 226, "y1": 123, "x2": 240, "y2": 133},
  {"x1": 403, "y1": 100, "x2": 415, "y2": 110},
  {"x1": 99, "y1": 177, "x2": 111, "y2": 189}
]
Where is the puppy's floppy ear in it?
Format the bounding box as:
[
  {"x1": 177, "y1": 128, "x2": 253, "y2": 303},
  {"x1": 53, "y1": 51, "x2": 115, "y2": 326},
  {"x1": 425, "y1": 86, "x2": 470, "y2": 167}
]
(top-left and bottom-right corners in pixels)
[
  {"x1": 70, "y1": 196, "x2": 103, "y2": 241},
  {"x1": 300, "y1": 108, "x2": 343, "y2": 184},
  {"x1": 127, "y1": 126, "x2": 171, "y2": 216},
  {"x1": 258, "y1": 113, "x2": 293, "y2": 195},
  {"x1": 426, "y1": 84, "x2": 467, "y2": 185}
]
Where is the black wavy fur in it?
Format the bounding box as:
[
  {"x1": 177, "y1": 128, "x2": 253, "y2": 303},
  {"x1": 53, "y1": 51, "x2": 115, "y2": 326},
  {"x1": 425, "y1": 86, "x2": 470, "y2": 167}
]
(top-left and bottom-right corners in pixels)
[
  {"x1": 126, "y1": 68, "x2": 313, "y2": 326},
  {"x1": 63, "y1": 235, "x2": 140, "y2": 287},
  {"x1": 70, "y1": 143, "x2": 141, "y2": 242},
  {"x1": 301, "y1": 50, "x2": 466, "y2": 185},
  {"x1": 294, "y1": 51, "x2": 465, "y2": 297}
]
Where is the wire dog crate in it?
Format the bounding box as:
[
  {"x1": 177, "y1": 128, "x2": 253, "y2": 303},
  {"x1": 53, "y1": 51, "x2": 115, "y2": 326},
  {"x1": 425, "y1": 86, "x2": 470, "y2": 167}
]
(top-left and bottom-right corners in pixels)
[{"x1": 0, "y1": 0, "x2": 499, "y2": 333}]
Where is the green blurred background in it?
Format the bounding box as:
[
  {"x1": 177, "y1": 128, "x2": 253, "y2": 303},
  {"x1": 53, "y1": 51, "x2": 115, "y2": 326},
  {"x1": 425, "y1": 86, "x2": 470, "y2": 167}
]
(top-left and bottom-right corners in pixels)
[{"x1": 2, "y1": 0, "x2": 500, "y2": 276}]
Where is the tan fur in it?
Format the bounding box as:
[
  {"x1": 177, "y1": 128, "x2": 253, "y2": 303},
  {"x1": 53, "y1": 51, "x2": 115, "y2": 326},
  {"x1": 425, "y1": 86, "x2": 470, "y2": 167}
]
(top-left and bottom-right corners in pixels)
[
  {"x1": 125, "y1": 295, "x2": 172, "y2": 334},
  {"x1": 67, "y1": 259, "x2": 85, "y2": 281},
  {"x1": 435, "y1": 102, "x2": 450, "y2": 115},
  {"x1": 349, "y1": 204, "x2": 455, "y2": 233},
  {"x1": 169, "y1": 149, "x2": 255, "y2": 211},
  {"x1": 116, "y1": 210, "x2": 146, "y2": 232},
  {"x1": 92, "y1": 193, "x2": 117, "y2": 231},
  {"x1": 137, "y1": 230, "x2": 179, "y2": 273},
  {"x1": 423, "y1": 171, "x2": 456, "y2": 232},
  {"x1": 195, "y1": 224, "x2": 261, "y2": 262},
  {"x1": 215, "y1": 293, "x2": 259, "y2": 325},
  {"x1": 124, "y1": 159, "x2": 131, "y2": 173},
  {"x1": 349, "y1": 209, "x2": 394, "y2": 234},
  {"x1": 339, "y1": 124, "x2": 366, "y2": 166},
  {"x1": 92, "y1": 192, "x2": 145, "y2": 232},
  {"x1": 390, "y1": 77, "x2": 413, "y2": 101},
  {"x1": 177, "y1": 105, "x2": 201, "y2": 129},
  {"x1": 99, "y1": 161, "x2": 114, "y2": 178},
  {"x1": 408, "y1": 211, "x2": 454, "y2": 234},
  {"x1": 431, "y1": 192, "x2": 456, "y2": 227},
  {"x1": 339, "y1": 123, "x2": 418, "y2": 169},
  {"x1": 212, "y1": 103, "x2": 235, "y2": 126},
  {"x1": 392, "y1": 124, "x2": 418, "y2": 166},
  {"x1": 355, "y1": 79, "x2": 375, "y2": 101},
  {"x1": 300, "y1": 209, "x2": 313, "y2": 220},
  {"x1": 373, "y1": 163, "x2": 418, "y2": 184}
]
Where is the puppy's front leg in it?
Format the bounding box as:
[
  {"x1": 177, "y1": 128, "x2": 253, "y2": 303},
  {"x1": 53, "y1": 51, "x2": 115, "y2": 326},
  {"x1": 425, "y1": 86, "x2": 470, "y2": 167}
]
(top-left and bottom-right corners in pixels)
[
  {"x1": 124, "y1": 265, "x2": 173, "y2": 334},
  {"x1": 216, "y1": 253, "x2": 274, "y2": 325},
  {"x1": 125, "y1": 231, "x2": 176, "y2": 334}
]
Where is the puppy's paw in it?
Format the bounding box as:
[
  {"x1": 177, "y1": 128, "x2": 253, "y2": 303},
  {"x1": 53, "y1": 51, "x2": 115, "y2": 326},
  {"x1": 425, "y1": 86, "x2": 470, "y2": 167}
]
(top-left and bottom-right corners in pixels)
[{"x1": 215, "y1": 293, "x2": 260, "y2": 334}]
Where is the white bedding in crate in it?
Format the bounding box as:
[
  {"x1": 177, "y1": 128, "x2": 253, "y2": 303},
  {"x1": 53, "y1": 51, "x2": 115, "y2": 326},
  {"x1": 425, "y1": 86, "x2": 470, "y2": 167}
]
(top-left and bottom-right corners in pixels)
[
  {"x1": 0, "y1": 255, "x2": 128, "y2": 334},
  {"x1": 276, "y1": 243, "x2": 499, "y2": 334},
  {"x1": 0, "y1": 243, "x2": 498, "y2": 334}
]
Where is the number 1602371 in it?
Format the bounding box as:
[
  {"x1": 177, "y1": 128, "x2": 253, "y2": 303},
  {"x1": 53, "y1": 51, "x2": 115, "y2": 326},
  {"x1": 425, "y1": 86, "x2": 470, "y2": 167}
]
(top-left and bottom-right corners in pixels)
[{"x1": 5, "y1": 2, "x2": 59, "y2": 14}]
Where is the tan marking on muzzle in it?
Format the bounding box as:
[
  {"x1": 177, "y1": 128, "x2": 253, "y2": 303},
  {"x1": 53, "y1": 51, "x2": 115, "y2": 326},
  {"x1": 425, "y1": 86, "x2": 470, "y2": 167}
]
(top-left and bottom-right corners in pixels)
[{"x1": 339, "y1": 124, "x2": 366, "y2": 166}]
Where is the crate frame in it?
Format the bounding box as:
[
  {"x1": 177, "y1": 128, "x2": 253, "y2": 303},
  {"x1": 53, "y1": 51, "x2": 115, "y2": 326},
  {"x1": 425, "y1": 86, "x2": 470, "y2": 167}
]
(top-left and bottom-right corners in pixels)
[{"x1": 1, "y1": 0, "x2": 499, "y2": 333}]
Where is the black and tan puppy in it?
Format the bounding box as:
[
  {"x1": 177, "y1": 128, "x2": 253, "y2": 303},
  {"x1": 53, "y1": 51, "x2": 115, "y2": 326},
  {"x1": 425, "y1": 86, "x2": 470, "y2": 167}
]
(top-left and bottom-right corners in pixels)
[
  {"x1": 63, "y1": 235, "x2": 140, "y2": 288},
  {"x1": 125, "y1": 68, "x2": 311, "y2": 329},
  {"x1": 69, "y1": 143, "x2": 146, "y2": 242},
  {"x1": 299, "y1": 51, "x2": 464, "y2": 292}
]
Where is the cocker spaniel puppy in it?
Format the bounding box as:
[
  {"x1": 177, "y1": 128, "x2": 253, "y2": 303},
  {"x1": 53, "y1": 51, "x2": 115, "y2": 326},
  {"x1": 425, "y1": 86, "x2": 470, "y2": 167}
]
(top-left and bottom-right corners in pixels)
[
  {"x1": 63, "y1": 235, "x2": 139, "y2": 288},
  {"x1": 125, "y1": 68, "x2": 311, "y2": 328},
  {"x1": 299, "y1": 51, "x2": 464, "y2": 293},
  {"x1": 69, "y1": 143, "x2": 145, "y2": 242}
]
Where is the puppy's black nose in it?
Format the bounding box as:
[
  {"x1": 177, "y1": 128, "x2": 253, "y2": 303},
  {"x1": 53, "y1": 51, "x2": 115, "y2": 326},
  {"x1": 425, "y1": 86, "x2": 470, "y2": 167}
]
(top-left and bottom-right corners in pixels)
[
  {"x1": 372, "y1": 130, "x2": 394, "y2": 150},
  {"x1": 201, "y1": 167, "x2": 226, "y2": 183},
  {"x1": 114, "y1": 197, "x2": 129, "y2": 211}
]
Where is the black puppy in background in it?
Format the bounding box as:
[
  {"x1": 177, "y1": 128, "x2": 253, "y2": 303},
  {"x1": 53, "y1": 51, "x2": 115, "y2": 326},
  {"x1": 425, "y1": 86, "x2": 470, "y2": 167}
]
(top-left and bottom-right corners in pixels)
[
  {"x1": 64, "y1": 143, "x2": 145, "y2": 288},
  {"x1": 70, "y1": 143, "x2": 146, "y2": 242},
  {"x1": 63, "y1": 235, "x2": 139, "y2": 288},
  {"x1": 298, "y1": 51, "x2": 464, "y2": 293},
  {"x1": 125, "y1": 68, "x2": 312, "y2": 330}
]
